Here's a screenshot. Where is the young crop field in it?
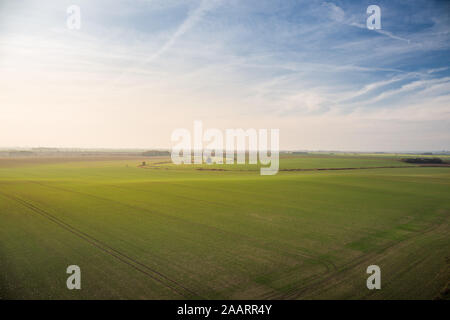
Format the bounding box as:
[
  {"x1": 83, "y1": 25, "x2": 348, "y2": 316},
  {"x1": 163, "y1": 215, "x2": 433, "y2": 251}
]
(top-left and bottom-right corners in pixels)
[{"x1": 0, "y1": 155, "x2": 449, "y2": 299}]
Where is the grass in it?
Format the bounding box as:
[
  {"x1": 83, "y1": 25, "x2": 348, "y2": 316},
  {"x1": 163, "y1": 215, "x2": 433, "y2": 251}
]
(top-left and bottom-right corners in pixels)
[
  {"x1": 0, "y1": 155, "x2": 449, "y2": 299},
  {"x1": 140, "y1": 153, "x2": 416, "y2": 171}
]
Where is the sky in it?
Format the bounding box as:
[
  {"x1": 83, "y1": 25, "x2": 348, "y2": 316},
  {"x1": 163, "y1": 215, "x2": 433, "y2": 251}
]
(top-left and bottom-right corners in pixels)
[{"x1": 0, "y1": 0, "x2": 449, "y2": 151}]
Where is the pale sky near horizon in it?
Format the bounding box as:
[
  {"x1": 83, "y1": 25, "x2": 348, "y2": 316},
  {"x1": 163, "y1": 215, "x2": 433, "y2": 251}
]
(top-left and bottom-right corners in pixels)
[{"x1": 1, "y1": 0, "x2": 449, "y2": 151}]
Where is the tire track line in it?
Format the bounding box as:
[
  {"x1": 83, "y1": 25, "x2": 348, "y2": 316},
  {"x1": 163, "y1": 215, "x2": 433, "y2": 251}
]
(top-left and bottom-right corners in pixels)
[
  {"x1": 280, "y1": 216, "x2": 446, "y2": 299},
  {"x1": 27, "y1": 180, "x2": 340, "y2": 299},
  {"x1": 33, "y1": 180, "x2": 337, "y2": 276},
  {"x1": 0, "y1": 191, "x2": 202, "y2": 299},
  {"x1": 31, "y1": 180, "x2": 338, "y2": 291}
]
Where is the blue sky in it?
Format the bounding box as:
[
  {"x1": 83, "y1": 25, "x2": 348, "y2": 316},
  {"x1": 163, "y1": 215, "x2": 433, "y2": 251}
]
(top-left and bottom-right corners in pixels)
[{"x1": 1, "y1": 0, "x2": 449, "y2": 150}]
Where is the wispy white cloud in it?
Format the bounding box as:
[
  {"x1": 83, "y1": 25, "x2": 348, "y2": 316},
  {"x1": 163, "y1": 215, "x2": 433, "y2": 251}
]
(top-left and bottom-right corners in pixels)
[
  {"x1": 321, "y1": 1, "x2": 411, "y2": 43},
  {"x1": 361, "y1": 77, "x2": 450, "y2": 106},
  {"x1": 0, "y1": 0, "x2": 449, "y2": 150},
  {"x1": 107, "y1": 0, "x2": 222, "y2": 87}
]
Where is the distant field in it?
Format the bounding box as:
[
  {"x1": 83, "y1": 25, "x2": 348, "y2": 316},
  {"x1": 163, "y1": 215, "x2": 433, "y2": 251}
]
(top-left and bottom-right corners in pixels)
[
  {"x1": 0, "y1": 155, "x2": 449, "y2": 299},
  {"x1": 143, "y1": 153, "x2": 419, "y2": 171}
]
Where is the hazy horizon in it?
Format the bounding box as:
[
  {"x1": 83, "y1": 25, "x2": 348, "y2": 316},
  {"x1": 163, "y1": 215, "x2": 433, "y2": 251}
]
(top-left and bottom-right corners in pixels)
[{"x1": 1, "y1": 145, "x2": 448, "y2": 154}]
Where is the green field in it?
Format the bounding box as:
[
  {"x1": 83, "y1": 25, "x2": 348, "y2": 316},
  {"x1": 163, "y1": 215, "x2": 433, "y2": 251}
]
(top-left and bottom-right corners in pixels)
[{"x1": 0, "y1": 154, "x2": 449, "y2": 299}]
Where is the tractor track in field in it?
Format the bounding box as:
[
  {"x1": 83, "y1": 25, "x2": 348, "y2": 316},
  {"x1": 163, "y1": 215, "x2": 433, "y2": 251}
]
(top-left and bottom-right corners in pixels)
[
  {"x1": 276, "y1": 214, "x2": 447, "y2": 299},
  {"x1": 45, "y1": 181, "x2": 336, "y2": 269},
  {"x1": 27, "y1": 180, "x2": 338, "y2": 293},
  {"x1": 106, "y1": 182, "x2": 339, "y2": 281},
  {"x1": 0, "y1": 190, "x2": 202, "y2": 299}
]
